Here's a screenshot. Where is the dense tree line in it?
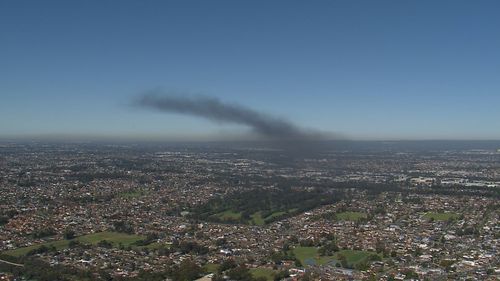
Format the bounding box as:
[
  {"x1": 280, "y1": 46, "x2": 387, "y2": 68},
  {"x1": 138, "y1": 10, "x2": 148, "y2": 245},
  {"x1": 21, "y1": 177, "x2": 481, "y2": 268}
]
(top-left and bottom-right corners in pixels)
[
  {"x1": 170, "y1": 240, "x2": 209, "y2": 255},
  {"x1": 212, "y1": 259, "x2": 289, "y2": 281},
  {"x1": 0, "y1": 209, "x2": 18, "y2": 225},
  {"x1": 112, "y1": 220, "x2": 135, "y2": 234},
  {"x1": 1, "y1": 258, "x2": 93, "y2": 281},
  {"x1": 0, "y1": 256, "x2": 204, "y2": 281},
  {"x1": 190, "y1": 188, "x2": 344, "y2": 224},
  {"x1": 32, "y1": 227, "x2": 57, "y2": 239}
]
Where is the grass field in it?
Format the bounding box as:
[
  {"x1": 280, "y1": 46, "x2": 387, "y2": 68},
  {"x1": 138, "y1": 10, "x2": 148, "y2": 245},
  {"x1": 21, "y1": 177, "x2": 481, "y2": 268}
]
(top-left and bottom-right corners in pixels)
[
  {"x1": 336, "y1": 211, "x2": 367, "y2": 221},
  {"x1": 3, "y1": 239, "x2": 70, "y2": 257},
  {"x1": 77, "y1": 231, "x2": 143, "y2": 245},
  {"x1": 216, "y1": 208, "x2": 297, "y2": 225},
  {"x1": 2, "y1": 231, "x2": 144, "y2": 257},
  {"x1": 250, "y1": 212, "x2": 265, "y2": 225},
  {"x1": 249, "y1": 209, "x2": 299, "y2": 225},
  {"x1": 202, "y1": 264, "x2": 275, "y2": 279},
  {"x1": 424, "y1": 212, "x2": 459, "y2": 221},
  {"x1": 204, "y1": 263, "x2": 220, "y2": 273},
  {"x1": 215, "y1": 210, "x2": 242, "y2": 221},
  {"x1": 335, "y1": 249, "x2": 379, "y2": 266},
  {"x1": 265, "y1": 211, "x2": 287, "y2": 220},
  {"x1": 119, "y1": 190, "x2": 148, "y2": 198},
  {"x1": 249, "y1": 268, "x2": 276, "y2": 281},
  {"x1": 293, "y1": 246, "x2": 334, "y2": 266}
]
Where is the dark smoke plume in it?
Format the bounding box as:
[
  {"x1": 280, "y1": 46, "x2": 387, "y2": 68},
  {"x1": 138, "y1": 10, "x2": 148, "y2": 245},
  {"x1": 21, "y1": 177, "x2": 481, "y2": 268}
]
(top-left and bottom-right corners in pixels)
[{"x1": 135, "y1": 92, "x2": 326, "y2": 141}]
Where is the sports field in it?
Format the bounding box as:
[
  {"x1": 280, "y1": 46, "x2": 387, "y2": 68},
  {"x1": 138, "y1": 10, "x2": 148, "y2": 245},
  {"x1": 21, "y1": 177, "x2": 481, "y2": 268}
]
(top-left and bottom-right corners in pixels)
[{"x1": 3, "y1": 231, "x2": 144, "y2": 257}]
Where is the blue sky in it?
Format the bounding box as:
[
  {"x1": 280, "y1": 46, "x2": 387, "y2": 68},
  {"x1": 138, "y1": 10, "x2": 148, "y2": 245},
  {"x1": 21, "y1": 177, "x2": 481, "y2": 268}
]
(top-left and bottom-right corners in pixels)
[{"x1": 1, "y1": 0, "x2": 499, "y2": 140}]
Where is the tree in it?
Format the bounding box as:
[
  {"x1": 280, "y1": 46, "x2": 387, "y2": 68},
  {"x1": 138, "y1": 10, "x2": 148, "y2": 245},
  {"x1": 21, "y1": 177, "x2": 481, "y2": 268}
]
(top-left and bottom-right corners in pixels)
[
  {"x1": 68, "y1": 240, "x2": 80, "y2": 248},
  {"x1": 212, "y1": 273, "x2": 225, "y2": 281},
  {"x1": 375, "y1": 240, "x2": 386, "y2": 254},
  {"x1": 282, "y1": 242, "x2": 290, "y2": 251},
  {"x1": 338, "y1": 254, "x2": 349, "y2": 268},
  {"x1": 226, "y1": 266, "x2": 253, "y2": 281},
  {"x1": 273, "y1": 270, "x2": 290, "y2": 281},
  {"x1": 32, "y1": 227, "x2": 56, "y2": 239},
  {"x1": 318, "y1": 242, "x2": 339, "y2": 256},
  {"x1": 0, "y1": 216, "x2": 9, "y2": 225},
  {"x1": 64, "y1": 228, "x2": 76, "y2": 240},
  {"x1": 219, "y1": 259, "x2": 238, "y2": 273},
  {"x1": 172, "y1": 260, "x2": 202, "y2": 281},
  {"x1": 299, "y1": 239, "x2": 315, "y2": 247},
  {"x1": 301, "y1": 272, "x2": 312, "y2": 281},
  {"x1": 403, "y1": 269, "x2": 418, "y2": 279},
  {"x1": 216, "y1": 238, "x2": 227, "y2": 247},
  {"x1": 97, "y1": 240, "x2": 113, "y2": 249},
  {"x1": 113, "y1": 220, "x2": 134, "y2": 234}
]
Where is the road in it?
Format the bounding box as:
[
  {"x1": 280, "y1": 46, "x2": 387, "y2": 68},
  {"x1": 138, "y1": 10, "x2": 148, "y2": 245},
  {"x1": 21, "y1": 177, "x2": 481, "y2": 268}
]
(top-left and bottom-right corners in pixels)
[{"x1": 0, "y1": 258, "x2": 24, "y2": 267}]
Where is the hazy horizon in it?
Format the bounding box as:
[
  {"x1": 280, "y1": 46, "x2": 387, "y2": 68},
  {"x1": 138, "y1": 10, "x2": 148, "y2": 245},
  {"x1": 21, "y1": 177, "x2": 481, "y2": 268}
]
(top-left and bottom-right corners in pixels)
[
  {"x1": 2, "y1": 1, "x2": 500, "y2": 141},
  {"x1": 1, "y1": 133, "x2": 500, "y2": 143}
]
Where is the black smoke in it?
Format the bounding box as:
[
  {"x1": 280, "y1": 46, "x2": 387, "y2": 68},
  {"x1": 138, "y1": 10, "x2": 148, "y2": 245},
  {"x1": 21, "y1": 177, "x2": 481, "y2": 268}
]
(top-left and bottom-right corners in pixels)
[{"x1": 135, "y1": 92, "x2": 327, "y2": 141}]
